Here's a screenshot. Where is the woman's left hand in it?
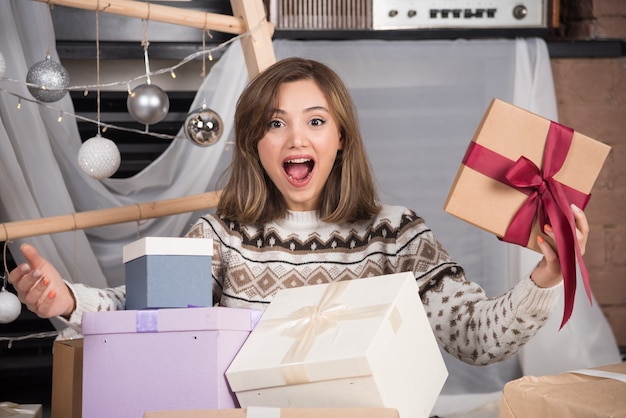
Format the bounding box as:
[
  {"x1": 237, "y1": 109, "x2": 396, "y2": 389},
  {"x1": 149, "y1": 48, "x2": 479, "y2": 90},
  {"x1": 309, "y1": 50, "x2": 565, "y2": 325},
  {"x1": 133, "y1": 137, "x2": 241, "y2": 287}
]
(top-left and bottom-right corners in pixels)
[{"x1": 530, "y1": 204, "x2": 589, "y2": 288}]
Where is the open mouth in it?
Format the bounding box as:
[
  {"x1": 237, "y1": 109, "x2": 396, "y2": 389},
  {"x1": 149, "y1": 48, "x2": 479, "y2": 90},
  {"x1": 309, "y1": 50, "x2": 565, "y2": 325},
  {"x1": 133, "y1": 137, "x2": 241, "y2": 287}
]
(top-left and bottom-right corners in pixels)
[{"x1": 283, "y1": 158, "x2": 314, "y2": 182}]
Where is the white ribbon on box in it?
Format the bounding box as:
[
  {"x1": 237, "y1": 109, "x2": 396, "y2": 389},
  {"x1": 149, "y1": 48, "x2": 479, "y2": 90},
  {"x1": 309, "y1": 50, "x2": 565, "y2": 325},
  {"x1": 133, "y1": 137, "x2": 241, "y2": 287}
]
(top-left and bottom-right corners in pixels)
[{"x1": 254, "y1": 280, "x2": 399, "y2": 385}]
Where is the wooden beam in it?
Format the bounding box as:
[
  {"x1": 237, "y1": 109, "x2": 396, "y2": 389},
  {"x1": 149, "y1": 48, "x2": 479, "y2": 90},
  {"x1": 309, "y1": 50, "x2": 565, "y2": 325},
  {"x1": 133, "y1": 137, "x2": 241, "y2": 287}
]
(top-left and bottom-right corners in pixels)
[
  {"x1": 0, "y1": 191, "x2": 221, "y2": 241},
  {"x1": 230, "y1": 0, "x2": 277, "y2": 78},
  {"x1": 35, "y1": 0, "x2": 246, "y2": 35}
]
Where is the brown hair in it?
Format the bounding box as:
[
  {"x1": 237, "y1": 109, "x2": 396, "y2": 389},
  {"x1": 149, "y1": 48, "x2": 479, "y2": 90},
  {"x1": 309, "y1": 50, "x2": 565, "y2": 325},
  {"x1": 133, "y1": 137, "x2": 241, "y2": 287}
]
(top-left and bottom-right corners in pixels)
[{"x1": 217, "y1": 57, "x2": 381, "y2": 224}]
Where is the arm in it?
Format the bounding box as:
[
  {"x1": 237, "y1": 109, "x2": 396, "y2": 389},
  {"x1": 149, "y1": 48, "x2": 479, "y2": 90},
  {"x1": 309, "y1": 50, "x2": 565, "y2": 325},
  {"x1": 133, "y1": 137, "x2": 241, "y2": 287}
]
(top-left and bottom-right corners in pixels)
[
  {"x1": 8, "y1": 243, "x2": 125, "y2": 335},
  {"x1": 420, "y1": 268, "x2": 562, "y2": 365},
  {"x1": 8, "y1": 243, "x2": 76, "y2": 319},
  {"x1": 419, "y1": 204, "x2": 588, "y2": 365}
]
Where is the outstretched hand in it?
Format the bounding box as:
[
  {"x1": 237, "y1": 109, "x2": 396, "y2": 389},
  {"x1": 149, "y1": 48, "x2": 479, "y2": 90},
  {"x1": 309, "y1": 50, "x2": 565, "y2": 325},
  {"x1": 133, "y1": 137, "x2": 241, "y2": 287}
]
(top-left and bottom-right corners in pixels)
[
  {"x1": 530, "y1": 204, "x2": 589, "y2": 288},
  {"x1": 8, "y1": 243, "x2": 76, "y2": 319}
]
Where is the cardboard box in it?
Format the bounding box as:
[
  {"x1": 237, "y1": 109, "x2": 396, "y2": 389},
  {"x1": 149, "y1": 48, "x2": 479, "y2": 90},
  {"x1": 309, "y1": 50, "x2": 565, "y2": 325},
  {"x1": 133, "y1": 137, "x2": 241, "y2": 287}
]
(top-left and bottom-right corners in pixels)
[
  {"x1": 143, "y1": 407, "x2": 400, "y2": 418},
  {"x1": 444, "y1": 98, "x2": 611, "y2": 252},
  {"x1": 225, "y1": 273, "x2": 447, "y2": 418},
  {"x1": 51, "y1": 338, "x2": 83, "y2": 418},
  {"x1": 0, "y1": 403, "x2": 42, "y2": 418},
  {"x1": 82, "y1": 307, "x2": 262, "y2": 418},
  {"x1": 499, "y1": 363, "x2": 626, "y2": 417},
  {"x1": 123, "y1": 237, "x2": 213, "y2": 310}
]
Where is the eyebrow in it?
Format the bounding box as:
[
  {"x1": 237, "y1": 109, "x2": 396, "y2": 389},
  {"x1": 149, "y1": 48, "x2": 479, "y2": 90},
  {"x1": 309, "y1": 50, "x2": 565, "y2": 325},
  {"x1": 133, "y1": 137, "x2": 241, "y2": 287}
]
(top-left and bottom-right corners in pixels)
[{"x1": 270, "y1": 106, "x2": 330, "y2": 115}]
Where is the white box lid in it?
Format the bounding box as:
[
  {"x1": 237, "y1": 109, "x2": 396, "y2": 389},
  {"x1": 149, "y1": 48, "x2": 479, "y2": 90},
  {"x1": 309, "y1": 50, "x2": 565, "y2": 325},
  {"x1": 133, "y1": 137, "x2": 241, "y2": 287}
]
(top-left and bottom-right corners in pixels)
[{"x1": 123, "y1": 237, "x2": 213, "y2": 263}]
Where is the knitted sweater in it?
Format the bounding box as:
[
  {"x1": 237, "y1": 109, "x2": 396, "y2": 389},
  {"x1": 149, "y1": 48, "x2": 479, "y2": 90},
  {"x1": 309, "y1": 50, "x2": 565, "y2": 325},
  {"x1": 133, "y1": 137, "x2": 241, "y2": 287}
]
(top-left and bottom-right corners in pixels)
[{"x1": 63, "y1": 204, "x2": 562, "y2": 365}]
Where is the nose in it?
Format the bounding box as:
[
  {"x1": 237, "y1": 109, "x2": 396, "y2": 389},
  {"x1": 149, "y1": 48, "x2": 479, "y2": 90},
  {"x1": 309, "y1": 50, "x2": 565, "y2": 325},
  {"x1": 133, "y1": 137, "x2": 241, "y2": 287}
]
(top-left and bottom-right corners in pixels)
[{"x1": 286, "y1": 124, "x2": 307, "y2": 148}]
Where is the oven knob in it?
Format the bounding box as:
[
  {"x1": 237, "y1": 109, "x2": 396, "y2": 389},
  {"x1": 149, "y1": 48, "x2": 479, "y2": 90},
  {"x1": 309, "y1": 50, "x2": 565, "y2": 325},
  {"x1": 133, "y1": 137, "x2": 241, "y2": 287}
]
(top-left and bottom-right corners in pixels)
[{"x1": 513, "y1": 5, "x2": 528, "y2": 19}]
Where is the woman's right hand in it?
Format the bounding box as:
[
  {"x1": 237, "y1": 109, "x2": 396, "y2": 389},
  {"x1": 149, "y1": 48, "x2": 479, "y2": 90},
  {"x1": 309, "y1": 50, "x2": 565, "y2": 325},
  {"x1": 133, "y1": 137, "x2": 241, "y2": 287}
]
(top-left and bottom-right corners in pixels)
[{"x1": 8, "y1": 243, "x2": 76, "y2": 319}]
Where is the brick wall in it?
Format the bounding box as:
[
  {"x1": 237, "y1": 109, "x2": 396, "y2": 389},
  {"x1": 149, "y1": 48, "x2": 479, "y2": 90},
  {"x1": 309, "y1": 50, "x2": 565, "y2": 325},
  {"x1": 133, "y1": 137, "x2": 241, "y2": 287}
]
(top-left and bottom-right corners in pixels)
[
  {"x1": 560, "y1": 0, "x2": 626, "y2": 39},
  {"x1": 552, "y1": 0, "x2": 626, "y2": 347}
]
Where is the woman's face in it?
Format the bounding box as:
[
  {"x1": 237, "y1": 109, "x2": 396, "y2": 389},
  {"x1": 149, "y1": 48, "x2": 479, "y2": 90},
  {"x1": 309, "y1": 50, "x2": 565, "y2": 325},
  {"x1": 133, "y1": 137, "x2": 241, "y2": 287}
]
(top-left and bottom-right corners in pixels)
[{"x1": 257, "y1": 79, "x2": 343, "y2": 211}]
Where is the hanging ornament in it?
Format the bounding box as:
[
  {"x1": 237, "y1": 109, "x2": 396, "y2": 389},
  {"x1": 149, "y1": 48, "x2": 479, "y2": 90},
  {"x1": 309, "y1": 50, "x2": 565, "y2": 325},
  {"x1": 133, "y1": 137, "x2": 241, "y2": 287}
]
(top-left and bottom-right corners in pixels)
[
  {"x1": 0, "y1": 51, "x2": 6, "y2": 78},
  {"x1": 127, "y1": 83, "x2": 169, "y2": 126},
  {"x1": 126, "y1": 24, "x2": 170, "y2": 127},
  {"x1": 0, "y1": 287, "x2": 21, "y2": 324},
  {"x1": 77, "y1": 134, "x2": 121, "y2": 179},
  {"x1": 26, "y1": 54, "x2": 70, "y2": 103},
  {"x1": 184, "y1": 105, "x2": 223, "y2": 146}
]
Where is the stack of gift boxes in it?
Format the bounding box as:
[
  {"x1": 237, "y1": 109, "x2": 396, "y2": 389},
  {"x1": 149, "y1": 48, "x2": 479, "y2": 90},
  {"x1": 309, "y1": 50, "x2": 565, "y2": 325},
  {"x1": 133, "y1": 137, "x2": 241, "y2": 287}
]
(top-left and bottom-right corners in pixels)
[
  {"x1": 50, "y1": 99, "x2": 622, "y2": 418},
  {"x1": 55, "y1": 236, "x2": 448, "y2": 418}
]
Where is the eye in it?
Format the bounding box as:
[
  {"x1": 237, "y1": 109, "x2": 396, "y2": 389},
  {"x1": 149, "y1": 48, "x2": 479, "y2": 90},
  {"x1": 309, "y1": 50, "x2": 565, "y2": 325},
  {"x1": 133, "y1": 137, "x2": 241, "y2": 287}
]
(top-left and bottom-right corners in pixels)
[
  {"x1": 267, "y1": 119, "x2": 284, "y2": 129},
  {"x1": 309, "y1": 117, "x2": 325, "y2": 127}
]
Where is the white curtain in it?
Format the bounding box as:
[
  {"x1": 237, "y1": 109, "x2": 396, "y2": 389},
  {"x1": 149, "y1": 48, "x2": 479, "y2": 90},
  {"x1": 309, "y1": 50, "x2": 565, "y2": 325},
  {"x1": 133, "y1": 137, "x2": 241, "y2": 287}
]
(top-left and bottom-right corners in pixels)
[
  {"x1": 0, "y1": 0, "x2": 248, "y2": 290},
  {"x1": 0, "y1": 0, "x2": 619, "y2": 401}
]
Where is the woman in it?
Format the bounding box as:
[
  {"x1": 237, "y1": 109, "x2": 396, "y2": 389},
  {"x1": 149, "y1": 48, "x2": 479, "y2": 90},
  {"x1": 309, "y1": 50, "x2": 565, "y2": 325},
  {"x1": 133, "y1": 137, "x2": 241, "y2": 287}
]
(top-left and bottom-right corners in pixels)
[{"x1": 9, "y1": 57, "x2": 588, "y2": 365}]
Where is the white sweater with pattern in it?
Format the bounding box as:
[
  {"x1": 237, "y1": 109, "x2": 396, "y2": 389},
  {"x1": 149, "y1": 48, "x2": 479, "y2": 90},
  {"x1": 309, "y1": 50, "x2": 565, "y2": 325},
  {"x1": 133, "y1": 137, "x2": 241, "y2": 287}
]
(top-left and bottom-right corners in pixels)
[{"x1": 63, "y1": 204, "x2": 562, "y2": 365}]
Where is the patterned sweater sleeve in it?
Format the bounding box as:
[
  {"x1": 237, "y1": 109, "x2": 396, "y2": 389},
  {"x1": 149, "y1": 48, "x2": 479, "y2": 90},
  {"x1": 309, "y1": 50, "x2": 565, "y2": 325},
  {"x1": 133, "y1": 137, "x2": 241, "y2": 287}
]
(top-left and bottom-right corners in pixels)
[
  {"x1": 416, "y1": 233, "x2": 563, "y2": 365},
  {"x1": 54, "y1": 282, "x2": 126, "y2": 339}
]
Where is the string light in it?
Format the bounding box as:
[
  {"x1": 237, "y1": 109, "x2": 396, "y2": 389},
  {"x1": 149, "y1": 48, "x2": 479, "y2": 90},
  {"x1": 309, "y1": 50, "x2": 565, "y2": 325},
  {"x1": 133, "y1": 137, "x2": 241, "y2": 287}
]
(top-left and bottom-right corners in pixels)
[
  {"x1": 0, "y1": 12, "x2": 262, "y2": 142},
  {"x1": 0, "y1": 13, "x2": 269, "y2": 341}
]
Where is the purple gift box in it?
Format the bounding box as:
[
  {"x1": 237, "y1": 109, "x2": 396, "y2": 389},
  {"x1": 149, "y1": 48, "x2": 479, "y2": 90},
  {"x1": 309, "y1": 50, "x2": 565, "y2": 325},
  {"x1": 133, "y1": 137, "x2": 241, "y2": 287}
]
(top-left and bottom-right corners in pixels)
[{"x1": 82, "y1": 307, "x2": 262, "y2": 418}]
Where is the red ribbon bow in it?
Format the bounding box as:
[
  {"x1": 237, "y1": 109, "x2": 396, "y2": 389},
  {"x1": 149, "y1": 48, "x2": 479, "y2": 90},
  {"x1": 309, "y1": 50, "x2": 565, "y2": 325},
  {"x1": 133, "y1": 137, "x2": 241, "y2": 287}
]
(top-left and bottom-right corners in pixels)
[{"x1": 463, "y1": 122, "x2": 592, "y2": 328}]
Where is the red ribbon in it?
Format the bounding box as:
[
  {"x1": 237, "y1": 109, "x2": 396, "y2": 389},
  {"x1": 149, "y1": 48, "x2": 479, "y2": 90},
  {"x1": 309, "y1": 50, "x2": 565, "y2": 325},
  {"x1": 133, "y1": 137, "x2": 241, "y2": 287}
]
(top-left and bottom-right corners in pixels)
[{"x1": 462, "y1": 122, "x2": 592, "y2": 328}]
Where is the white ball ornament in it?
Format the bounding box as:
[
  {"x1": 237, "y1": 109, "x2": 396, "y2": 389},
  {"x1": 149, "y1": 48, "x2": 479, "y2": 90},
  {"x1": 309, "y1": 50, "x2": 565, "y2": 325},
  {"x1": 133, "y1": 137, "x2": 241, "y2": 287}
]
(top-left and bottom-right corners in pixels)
[
  {"x1": 184, "y1": 106, "x2": 223, "y2": 146},
  {"x1": 78, "y1": 134, "x2": 121, "y2": 179},
  {"x1": 127, "y1": 83, "x2": 170, "y2": 125},
  {"x1": 26, "y1": 54, "x2": 70, "y2": 102},
  {"x1": 0, "y1": 288, "x2": 22, "y2": 324}
]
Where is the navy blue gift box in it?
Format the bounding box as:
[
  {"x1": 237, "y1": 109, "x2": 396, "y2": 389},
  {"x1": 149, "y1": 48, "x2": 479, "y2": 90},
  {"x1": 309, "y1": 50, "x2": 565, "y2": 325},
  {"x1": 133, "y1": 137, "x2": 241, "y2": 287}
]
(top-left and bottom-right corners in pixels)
[{"x1": 123, "y1": 237, "x2": 213, "y2": 310}]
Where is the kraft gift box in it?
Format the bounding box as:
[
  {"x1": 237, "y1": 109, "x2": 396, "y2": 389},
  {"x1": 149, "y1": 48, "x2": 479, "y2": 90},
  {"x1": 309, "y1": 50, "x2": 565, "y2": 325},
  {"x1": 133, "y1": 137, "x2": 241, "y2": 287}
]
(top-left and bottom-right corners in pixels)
[
  {"x1": 225, "y1": 273, "x2": 448, "y2": 418},
  {"x1": 143, "y1": 407, "x2": 400, "y2": 418},
  {"x1": 82, "y1": 307, "x2": 261, "y2": 418},
  {"x1": 124, "y1": 237, "x2": 213, "y2": 310},
  {"x1": 51, "y1": 338, "x2": 83, "y2": 418},
  {"x1": 498, "y1": 362, "x2": 626, "y2": 417},
  {"x1": 0, "y1": 403, "x2": 42, "y2": 418},
  {"x1": 444, "y1": 98, "x2": 611, "y2": 253}
]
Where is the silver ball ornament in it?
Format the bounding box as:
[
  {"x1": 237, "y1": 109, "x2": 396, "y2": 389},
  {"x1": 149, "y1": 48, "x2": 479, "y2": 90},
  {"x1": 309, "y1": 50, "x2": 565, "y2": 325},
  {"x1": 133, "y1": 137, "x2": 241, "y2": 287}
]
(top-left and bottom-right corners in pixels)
[
  {"x1": 127, "y1": 84, "x2": 170, "y2": 125},
  {"x1": 78, "y1": 134, "x2": 121, "y2": 179},
  {"x1": 0, "y1": 289, "x2": 22, "y2": 324},
  {"x1": 26, "y1": 54, "x2": 70, "y2": 102},
  {"x1": 184, "y1": 107, "x2": 223, "y2": 146}
]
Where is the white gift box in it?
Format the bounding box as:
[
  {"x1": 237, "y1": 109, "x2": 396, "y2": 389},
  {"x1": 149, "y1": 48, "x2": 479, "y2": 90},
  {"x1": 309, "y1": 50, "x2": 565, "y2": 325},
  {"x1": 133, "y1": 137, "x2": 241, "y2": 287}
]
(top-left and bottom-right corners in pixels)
[
  {"x1": 225, "y1": 272, "x2": 448, "y2": 418},
  {"x1": 123, "y1": 237, "x2": 213, "y2": 310}
]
